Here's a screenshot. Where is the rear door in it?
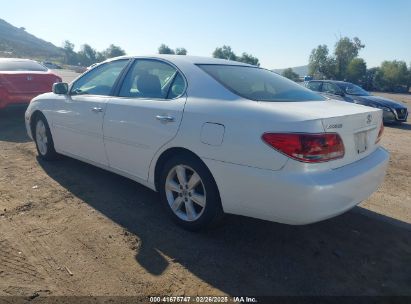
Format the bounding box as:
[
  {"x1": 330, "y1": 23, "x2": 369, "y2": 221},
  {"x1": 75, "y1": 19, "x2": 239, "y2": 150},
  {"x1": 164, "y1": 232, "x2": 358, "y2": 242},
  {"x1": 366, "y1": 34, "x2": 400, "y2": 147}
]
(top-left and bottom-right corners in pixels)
[
  {"x1": 52, "y1": 59, "x2": 129, "y2": 165},
  {"x1": 103, "y1": 59, "x2": 187, "y2": 180}
]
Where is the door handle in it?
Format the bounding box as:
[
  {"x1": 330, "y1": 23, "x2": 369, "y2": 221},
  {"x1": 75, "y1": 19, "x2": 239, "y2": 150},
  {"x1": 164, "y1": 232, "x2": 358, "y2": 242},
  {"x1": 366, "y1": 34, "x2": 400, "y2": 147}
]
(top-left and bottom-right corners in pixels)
[
  {"x1": 156, "y1": 115, "x2": 175, "y2": 123},
  {"x1": 91, "y1": 107, "x2": 103, "y2": 113}
]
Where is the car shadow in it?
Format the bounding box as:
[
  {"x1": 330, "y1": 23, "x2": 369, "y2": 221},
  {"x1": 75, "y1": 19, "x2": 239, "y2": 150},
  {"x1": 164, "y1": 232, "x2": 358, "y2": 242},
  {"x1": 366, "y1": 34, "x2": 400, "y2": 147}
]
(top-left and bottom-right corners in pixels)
[
  {"x1": 38, "y1": 157, "x2": 411, "y2": 296},
  {"x1": 385, "y1": 122, "x2": 411, "y2": 131},
  {"x1": 0, "y1": 107, "x2": 31, "y2": 143}
]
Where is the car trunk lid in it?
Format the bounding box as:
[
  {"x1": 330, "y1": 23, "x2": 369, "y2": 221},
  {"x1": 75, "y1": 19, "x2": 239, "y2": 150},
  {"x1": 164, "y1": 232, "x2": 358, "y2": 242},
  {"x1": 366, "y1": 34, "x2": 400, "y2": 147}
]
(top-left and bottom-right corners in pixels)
[
  {"x1": 321, "y1": 107, "x2": 382, "y2": 169},
  {"x1": 255, "y1": 99, "x2": 382, "y2": 169}
]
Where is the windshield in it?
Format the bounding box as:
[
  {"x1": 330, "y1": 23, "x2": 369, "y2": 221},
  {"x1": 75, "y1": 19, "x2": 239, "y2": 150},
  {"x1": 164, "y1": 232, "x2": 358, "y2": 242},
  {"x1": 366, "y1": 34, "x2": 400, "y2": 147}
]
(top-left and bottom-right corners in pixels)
[
  {"x1": 338, "y1": 83, "x2": 370, "y2": 96},
  {"x1": 0, "y1": 60, "x2": 48, "y2": 72},
  {"x1": 198, "y1": 65, "x2": 325, "y2": 102}
]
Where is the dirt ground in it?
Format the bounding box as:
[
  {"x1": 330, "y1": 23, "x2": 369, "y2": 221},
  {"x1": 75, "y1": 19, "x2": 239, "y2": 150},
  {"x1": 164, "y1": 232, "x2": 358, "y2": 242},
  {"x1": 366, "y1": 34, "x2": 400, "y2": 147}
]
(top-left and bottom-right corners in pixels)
[{"x1": 0, "y1": 92, "x2": 410, "y2": 298}]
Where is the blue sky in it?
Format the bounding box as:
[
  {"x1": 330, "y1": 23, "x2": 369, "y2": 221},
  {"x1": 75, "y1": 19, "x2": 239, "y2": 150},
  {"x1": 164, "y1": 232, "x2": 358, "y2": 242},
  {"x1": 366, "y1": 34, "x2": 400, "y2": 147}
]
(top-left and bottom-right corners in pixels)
[{"x1": 2, "y1": 0, "x2": 410, "y2": 69}]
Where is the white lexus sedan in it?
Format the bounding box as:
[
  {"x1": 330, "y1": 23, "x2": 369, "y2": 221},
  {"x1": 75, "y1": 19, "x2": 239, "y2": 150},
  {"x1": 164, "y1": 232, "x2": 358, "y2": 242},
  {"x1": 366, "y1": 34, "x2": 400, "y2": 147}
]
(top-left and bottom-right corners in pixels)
[{"x1": 25, "y1": 55, "x2": 389, "y2": 230}]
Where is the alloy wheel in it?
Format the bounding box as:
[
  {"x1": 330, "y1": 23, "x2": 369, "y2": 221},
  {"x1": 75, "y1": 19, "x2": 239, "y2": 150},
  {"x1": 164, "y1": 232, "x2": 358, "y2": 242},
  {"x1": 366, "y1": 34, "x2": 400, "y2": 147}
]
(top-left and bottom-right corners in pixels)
[
  {"x1": 35, "y1": 120, "x2": 48, "y2": 156},
  {"x1": 165, "y1": 165, "x2": 206, "y2": 222}
]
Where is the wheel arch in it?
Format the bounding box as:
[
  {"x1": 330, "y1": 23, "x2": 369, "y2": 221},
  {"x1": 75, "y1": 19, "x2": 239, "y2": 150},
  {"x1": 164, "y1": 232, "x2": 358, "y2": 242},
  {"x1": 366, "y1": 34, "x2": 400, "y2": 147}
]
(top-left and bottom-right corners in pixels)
[
  {"x1": 153, "y1": 147, "x2": 219, "y2": 196},
  {"x1": 29, "y1": 110, "x2": 45, "y2": 138}
]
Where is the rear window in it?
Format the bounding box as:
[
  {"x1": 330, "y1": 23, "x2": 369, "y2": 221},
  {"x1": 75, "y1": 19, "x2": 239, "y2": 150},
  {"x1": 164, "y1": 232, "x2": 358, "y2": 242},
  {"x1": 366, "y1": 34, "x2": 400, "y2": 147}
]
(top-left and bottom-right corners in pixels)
[
  {"x1": 198, "y1": 65, "x2": 325, "y2": 102},
  {"x1": 0, "y1": 60, "x2": 48, "y2": 72}
]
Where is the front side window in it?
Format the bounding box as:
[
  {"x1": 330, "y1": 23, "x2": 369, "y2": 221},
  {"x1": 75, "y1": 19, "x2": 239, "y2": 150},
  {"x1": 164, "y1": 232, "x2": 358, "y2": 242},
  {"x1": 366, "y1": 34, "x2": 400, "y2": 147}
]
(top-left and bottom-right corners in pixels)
[
  {"x1": 119, "y1": 59, "x2": 185, "y2": 99},
  {"x1": 198, "y1": 65, "x2": 325, "y2": 102},
  {"x1": 307, "y1": 81, "x2": 322, "y2": 92},
  {"x1": 322, "y1": 82, "x2": 341, "y2": 95},
  {"x1": 338, "y1": 83, "x2": 370, "y2": 96},
  {"x1": 70, "y1": 60, "x2": 128, "y2": 96}
]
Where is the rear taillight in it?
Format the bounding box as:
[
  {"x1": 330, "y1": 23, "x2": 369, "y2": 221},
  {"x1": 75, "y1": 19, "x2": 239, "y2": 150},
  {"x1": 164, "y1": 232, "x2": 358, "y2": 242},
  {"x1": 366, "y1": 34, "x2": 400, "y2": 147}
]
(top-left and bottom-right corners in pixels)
[
  {"x1": 375, "y1": 122, "x2": 384, "y2": 144},
  {"x1": 262, "y1": 133, "x2": 345, "y2": 163}
]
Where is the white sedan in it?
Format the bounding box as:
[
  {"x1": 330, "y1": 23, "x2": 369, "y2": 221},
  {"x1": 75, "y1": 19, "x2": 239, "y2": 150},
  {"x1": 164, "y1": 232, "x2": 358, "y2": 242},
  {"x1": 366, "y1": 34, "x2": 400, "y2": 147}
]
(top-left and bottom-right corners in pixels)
[{"x1": 25, "y1": 55, "x2": 389, "y2": 230}]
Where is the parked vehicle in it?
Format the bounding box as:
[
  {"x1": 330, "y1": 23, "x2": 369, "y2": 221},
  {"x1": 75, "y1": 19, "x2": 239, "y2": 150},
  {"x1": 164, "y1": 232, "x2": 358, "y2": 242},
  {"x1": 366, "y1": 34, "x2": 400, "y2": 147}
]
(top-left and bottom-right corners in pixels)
[
  {"x1": 306, "y1": 80, "x2": 408, "y2": 123},
  {"x1": 0, "y1": 58, "x2": 62, "y2": 110},
  {"x1": 42, "y1": 61, "x2": 62, "y2": 69},
  {"x1": 25, "y1": 56, "x2": 389, "y2": 230}
]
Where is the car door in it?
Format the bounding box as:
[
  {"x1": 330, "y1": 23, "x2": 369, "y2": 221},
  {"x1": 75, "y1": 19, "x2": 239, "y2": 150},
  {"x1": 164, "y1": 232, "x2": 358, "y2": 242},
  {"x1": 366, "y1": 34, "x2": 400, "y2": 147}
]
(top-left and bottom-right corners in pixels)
[
  {"x1": 103, "y1": 59, "x2": 187, "y2": 181},
  {"x1": 52, "y1": 59, "x2": 129, "y2": 165}
]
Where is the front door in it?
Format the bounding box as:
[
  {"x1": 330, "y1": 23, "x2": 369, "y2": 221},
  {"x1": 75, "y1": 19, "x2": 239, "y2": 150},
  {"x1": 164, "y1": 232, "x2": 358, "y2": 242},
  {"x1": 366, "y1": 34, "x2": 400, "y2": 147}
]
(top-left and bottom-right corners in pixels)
[{"x1": 52, "y1": 59, "x2": 129, "y2": 165}]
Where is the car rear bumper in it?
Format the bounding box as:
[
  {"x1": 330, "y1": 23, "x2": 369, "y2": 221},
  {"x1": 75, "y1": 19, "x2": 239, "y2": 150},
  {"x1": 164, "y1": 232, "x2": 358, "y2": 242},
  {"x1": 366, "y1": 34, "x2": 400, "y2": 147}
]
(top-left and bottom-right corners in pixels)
[
  {"x1": 204, "y1": 147, "x2": 389, "y2": 225},
  {"x1": 0, "y1": 91, "x2": 46, "y2": 109}
]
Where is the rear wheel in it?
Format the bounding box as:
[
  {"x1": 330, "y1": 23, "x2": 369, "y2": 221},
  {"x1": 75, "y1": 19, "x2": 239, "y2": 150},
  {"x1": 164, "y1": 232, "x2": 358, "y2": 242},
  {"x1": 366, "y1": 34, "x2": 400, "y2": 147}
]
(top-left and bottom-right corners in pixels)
[
  {"x1": 159, "y1": 154, "x2": 224, "y2": 231},
  {"x1": 33, "y1": 114, "x2": 58, "y2": 160}
]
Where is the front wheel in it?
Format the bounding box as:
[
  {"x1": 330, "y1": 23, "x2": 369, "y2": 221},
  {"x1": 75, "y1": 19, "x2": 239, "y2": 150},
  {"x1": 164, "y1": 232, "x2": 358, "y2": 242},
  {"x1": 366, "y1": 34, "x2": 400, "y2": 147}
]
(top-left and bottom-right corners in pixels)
[
  {"x1": 33, "y1": 114, "x2": 58, "y2": 160},
  {"x1": 159, "y1": 154, "x2": 224, "y2": 231}
]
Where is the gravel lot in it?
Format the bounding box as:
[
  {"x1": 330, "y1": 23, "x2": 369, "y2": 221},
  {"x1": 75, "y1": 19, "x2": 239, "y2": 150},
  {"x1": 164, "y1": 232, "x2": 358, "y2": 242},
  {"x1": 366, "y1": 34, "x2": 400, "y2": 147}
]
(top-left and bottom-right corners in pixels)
[{"x1": 0, "y1": 91, "x2": 410, "y2": 298}]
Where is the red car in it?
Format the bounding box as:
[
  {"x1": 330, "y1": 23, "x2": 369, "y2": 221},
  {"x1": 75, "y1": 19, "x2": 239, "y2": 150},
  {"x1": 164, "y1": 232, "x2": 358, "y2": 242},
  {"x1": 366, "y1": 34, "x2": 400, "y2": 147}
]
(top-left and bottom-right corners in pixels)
[{"x1": 0, "y1": 58, "x2": 62, "y2": 110}]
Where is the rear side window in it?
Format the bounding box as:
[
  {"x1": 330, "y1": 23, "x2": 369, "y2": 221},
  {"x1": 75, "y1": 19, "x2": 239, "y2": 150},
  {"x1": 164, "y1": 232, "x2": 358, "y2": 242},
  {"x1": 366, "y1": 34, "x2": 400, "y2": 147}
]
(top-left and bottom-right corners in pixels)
[
  {"x1": 307, "y1": 81, "x2": 322, "y2": 92},
  {"x1": 119, "y1": 59, "x2": 185, "y2": 99},
  {"x1": 198, "y1": 65, "x2": 325, "y2": 102},
  {"x1": 0, "y1": 60, "x2": 48, "y2": 71}
]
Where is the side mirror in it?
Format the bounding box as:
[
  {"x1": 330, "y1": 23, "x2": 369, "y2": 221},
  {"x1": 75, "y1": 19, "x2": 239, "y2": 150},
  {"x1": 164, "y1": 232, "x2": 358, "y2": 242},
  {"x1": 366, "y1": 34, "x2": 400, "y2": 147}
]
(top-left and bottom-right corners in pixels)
[{"x1": 53, "y1": 82, "x2": 69, "y2": 95}]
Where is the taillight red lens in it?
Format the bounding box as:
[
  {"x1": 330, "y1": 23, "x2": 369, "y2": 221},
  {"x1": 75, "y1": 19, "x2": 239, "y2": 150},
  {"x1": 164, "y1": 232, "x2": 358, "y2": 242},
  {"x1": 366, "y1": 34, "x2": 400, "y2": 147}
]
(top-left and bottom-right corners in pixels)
[
  {"x1": 375, "y1": 122, "x2": 384, "y2": 144},
  {"x1": 262, "y1": 133, "x2": 345, "y2": 163}
]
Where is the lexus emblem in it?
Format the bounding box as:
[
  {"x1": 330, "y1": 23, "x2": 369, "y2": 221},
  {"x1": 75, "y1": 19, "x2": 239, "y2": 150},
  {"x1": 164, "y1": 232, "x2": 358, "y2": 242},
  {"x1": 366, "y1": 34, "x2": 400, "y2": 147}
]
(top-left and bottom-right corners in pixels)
[
  {"x1": 401, "y1": 109, "x2": 405, "y2": 114},
  {"x1": 27, "y1": 76, "x2": 33, "y2": 81},
  {"x1": 366, "y1": 114, "x2": 372, "y2": 124}
]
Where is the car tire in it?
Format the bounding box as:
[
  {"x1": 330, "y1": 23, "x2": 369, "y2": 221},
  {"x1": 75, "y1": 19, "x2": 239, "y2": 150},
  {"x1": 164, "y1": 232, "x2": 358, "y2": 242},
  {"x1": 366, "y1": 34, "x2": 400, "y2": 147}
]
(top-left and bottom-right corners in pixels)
[
  {"x1": 33, "y1": 114, "x2": 58, "y2": 160},
  {"x1": 159, "y1": 153, "x2": 224, "y2": 231}
]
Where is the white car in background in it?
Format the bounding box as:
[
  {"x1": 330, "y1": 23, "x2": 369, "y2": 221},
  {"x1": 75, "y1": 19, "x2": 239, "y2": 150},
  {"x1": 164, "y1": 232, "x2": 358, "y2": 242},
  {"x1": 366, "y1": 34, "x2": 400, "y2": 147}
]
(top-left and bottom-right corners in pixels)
[{"x1": 25, "y1": 55, "x2": 389, "y2": 230}]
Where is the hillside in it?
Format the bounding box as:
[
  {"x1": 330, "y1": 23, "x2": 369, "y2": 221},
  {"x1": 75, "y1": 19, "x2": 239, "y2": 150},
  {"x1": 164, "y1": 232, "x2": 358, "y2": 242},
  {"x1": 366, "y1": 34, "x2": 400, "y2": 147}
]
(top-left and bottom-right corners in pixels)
[
  {"x1": 0, "y1": 18, "x2": 63, "y2": 59},
  {"x1": 273, "y1": 65, "x2": 309, "y2": 77}
]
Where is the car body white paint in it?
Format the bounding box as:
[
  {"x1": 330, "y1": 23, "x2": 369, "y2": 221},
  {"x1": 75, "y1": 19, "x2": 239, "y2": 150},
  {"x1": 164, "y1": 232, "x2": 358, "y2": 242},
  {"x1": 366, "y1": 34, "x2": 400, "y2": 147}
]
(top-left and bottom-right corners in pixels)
[{"x1": 25, "y1": 55, "x2": 389, "y2": 225}]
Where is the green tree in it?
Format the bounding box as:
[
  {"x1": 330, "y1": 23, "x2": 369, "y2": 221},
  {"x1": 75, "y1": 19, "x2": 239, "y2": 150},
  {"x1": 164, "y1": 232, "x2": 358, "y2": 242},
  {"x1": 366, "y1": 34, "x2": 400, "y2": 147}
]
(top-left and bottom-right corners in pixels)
[
  {"x1": 308, "y1": 45, "x2": 336, "y2": 79},
  {"x1": 346, "y1": 58, "x2": 367, "y2": 84},
  {"x1": 78, "y1": 44, "x2": 97, "y2": 66},
  {"x1": 237, "y1": 52, "x2": 260, "y2": 66},
  {"x1": 363, "y1": 67, "x2": 380, "y2": 91},
  {"x1": 377, "y1": 60, "x2": 409, "y2": 91},
  {"x1": 95, "y1": 52, "x2": 106, "y2": 62},
  {"x1": 62, "y1": 40, "x2": 77, "y2": 65},
  {"x1": 103, "y1": 44, "x2": 126, "y2": 59},
  {"x1": 212, "y1": 45, "x2": 237, "y2": 60},
  {"x1": 63, "y1": 40, "x2": 75, "y2": 52},
  {"x1": 175, "y1": 48, "x2": 187, "y2": 55},
  {"x1": 334, "y1": 37, "x2": 364, "y2": 79},
  {"x1": 281, "y1": 68, "x2": 299, "y2": 82},
  {"x1": 158, "y1": 44, "x2": 175, "y2": 54}
]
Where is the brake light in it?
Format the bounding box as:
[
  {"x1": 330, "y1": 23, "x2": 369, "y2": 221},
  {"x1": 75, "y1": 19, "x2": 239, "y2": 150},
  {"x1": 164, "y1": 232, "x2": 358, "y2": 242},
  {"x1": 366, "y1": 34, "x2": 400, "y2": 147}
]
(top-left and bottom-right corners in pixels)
[
  {"x1": 262, "y1": 133, "x2": 345, "y2": 163},
  {"x1": 375, "y1": 122, "x2": 384, "y2": 144}
]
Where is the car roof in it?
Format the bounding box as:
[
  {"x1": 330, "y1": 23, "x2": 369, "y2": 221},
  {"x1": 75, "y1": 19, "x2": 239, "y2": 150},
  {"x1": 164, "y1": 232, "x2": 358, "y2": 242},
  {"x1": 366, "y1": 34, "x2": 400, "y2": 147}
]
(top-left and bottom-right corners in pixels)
[{"x1": 105, "y1": 55, "x2": 254, "y2": 67}]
